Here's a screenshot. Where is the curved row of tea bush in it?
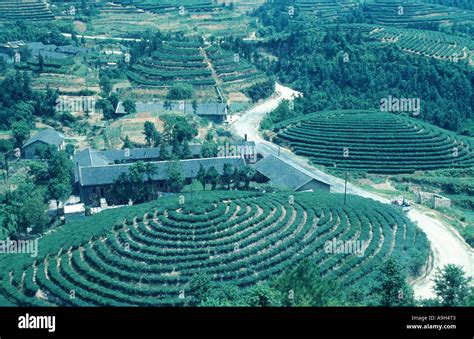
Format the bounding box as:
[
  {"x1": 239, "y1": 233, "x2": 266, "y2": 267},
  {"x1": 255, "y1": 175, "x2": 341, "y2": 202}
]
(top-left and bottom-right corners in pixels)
[
  {"x1": 273, "y1": 110, "x2": 474, "y2": 173},
  {"x1": 0, "y1": 191, "x2": 429, "y2": 306}
]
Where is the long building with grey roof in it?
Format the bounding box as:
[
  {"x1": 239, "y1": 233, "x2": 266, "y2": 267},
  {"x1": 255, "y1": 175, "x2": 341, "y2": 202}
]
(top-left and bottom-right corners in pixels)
[
  {"x1": 73, "y1": 146, "x2": 246, "y2": 206},
  {"x1": 253, "y1": 155, "x2": 331, "y2": 192}
]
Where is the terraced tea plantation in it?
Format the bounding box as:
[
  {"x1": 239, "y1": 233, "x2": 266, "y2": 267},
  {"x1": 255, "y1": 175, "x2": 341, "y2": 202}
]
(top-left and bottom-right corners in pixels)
[
  {"x1": 89, "y1": 0, "x2": 260, "y2": 38},
  {"x1": 127, "y1": 40, "x2": 215, "y2": 88},
  {"x1": 369, "y1": 26, "x2": 473, "y2": 61},
  {"x1": 364, "y1": 0, "x2": 474, "y2": 26},
  {"x1": 112, "y1": 0, "x2": 218, "y2": 14},
  {"x1": 206, "y1": 45, "x2": 266, "y2": 92},
  {"x1": 289, "y1": 0, "x2": 359, "y2": 22},
  {"x1": 0, "y1": 191, "x2": 429, "y2": 306},
  {"x1": 273, "y1": 110, "x2": 474, "y2": 174},
  {"x1": 0, "y1": 0, "x2": 54, "y2": 22}
]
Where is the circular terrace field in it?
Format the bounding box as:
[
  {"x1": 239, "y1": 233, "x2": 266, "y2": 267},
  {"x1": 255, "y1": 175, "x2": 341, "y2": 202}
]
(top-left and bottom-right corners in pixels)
[
  {"x1": 0, "y1": 191, "x2": 428, "y2": 306},
  {"x1": 273, "y1": 110, "x2": 474, "y2": 174}
]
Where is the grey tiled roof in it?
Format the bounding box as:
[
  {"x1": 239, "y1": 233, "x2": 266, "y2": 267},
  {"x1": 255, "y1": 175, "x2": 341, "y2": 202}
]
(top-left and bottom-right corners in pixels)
[
  {"x1": 254, "y1": 155, "x2": 331, "y2": 190},
  {"x1": 73, "y1": 145, "x2": 202, "y2": 167},
  {"x1": 78, "y1": 156, "x2": 245, "y2": 186},
  {"x1": 115, "y1": 101, "x2": 227, "y2": 116},
  {"x1": 22, "y1": 129, "x2": 64, "y2": 148}
]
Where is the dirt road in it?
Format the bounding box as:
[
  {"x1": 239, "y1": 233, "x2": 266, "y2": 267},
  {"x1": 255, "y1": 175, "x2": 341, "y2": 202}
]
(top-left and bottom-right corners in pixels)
[{"x1": 231, "y1": 83, "x2": 474, "y2": 299}]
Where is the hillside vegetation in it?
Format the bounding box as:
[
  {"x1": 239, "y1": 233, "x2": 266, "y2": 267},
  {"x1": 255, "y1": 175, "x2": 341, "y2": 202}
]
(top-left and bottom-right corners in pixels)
[
  {"x1": 0, "y1": 191, "x2": 429, "y2": 306},
  {"x1": 272, "y1": 110, "x2": 474, "y2": 173}
]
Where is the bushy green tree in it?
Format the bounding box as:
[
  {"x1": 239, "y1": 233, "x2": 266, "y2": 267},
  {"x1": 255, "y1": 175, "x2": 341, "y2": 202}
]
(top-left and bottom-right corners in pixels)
[
  {"x1": 272, "y1": 259, "x2": 343, "y2": 306},
  {"x1": 166, "y1": 160, "x2": 184, "y2": 193},
  {"x1": 433, "y1": 264, "x2": 471, "y2": 306},
  {"x1": 166, "y1": 83, "x2": 194, "y2": 100},
  {"x1": 372, "y1": 258, "x2": 415, "y2": 306}
]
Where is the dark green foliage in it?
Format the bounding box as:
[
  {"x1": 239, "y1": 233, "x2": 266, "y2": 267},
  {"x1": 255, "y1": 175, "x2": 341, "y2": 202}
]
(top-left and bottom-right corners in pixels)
[
  {"x1": 166, "y1": 83, "x2": 194, "y2": 100},
  {"x1": 0, "y1": 191, "x2": 429, "y2": 306},
  {"x1": 371, "y1": 258, "x2": 415, "y2": 307},
  {"x1": 166, "y1": 160, "x2": 184, "y2": 193},
  {"x1": 272, "y1": 260, "x2": 343, "y2": 306},
  {"x1": 143, "y1": 121, "x2": 162, "y2": 147},
  {"x1": 433, "y1": 264, "x2": 472, "y2": 306},
  {"x1": 260, "y1": 30, "x2": 473, "y2": 134},
  {"x1": 246, "y1": 78, "x2": 275, "y2": 102},
  {"x1": 122, "y1": 99, "x2": 136, "y2": 115}
]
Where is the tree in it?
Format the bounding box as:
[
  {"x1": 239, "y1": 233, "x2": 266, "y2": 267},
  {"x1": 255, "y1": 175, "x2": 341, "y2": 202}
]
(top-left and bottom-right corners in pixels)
[
  {"x1": 122, "y1": 135, "x2": 133, "y2": 149},
  {"x1": 199, "y1": 283, "x2": 247, "y2": 306},
  {"x1": 272, "y1": 260, "x2": 342, "y2": 306},
  {"x1": 223, "y1": 163, "x2": 234, "y2": 190},
  {"x1": 242, "y1": 166, "x2": 256, "y2": 190},
  {"x1": 433, "y1": 264, "x2": 471, "y2": 306},
  {"x1": 206, "y1": 166, "x2": 219, "y2": 190},
  {"x1": 2, "y1": 183, "x2": 47, "y2": 238},
  {"x1": 144, "y1": 121, "x2": 156, "y2": 146},
  {"x1": 65, "y1": 143, "x2": 75, "y2": 158},
  {"x1": 47, "y1": 178, "x2": 71, "y2": 217},
  {"x1": 122, "y1": 99, "x2": 136, "y2": 115},
  {"x1": 166, "y1": 160, "x2": 184, "y2": 193},
  {"x1": 247, "y1": 283, "x2": 281, "y2": 307},
  {"x1": 197, "y1": 164, "x2": 207, "y2": 190},
  {"x1": 109, "y1": 93, "x2": 120, "y2": 110},
  {"x1": 192, "y1": 100, "x2": 198, "y2": 115},
  {"x1": 143, "y1": 121, "x2": 162, "y2": 147},
  {"x1": 162, "y1": 114, "x2": 197, "y2": 144},
  {"x1": 99, "y1": 75, "x2": 112, "y2": 96},
  {"x1": 188, "y1": 272, "x2": 213, "y2": 306},
  {"x1": 46, "y1": 149, "x2": 73, "y2": 216},
  {"x1": 144, "y1": 162, "x2": 157, "y2": 201},
  {"x1": 372, "y1": 258, "x2": 414, "y2": 306},
  {"x1": 182, "y1": 141, "x2": 191, "y2": 159},
  {"x1": 232, "y1": 167, "x2": 241, "y2": 189},
  {"x1": 11, "y1": 121, "x2": 31, "y2": 148},
  {"x1": 96, "y1": 98, "x2": 115, "y2": 120},
  {"x1": 159, "y1": 143, "x2": 171, "y2": 160},
  {"x1": 166, "y1": 83, "x2": 194, "y2": 100},
  {"x1": 128, "y1": 161, "x2": 146, "y2": 202},
  {"x1": 201, "y1": 141, "x2": 218, "y2": 158},
  {"x1": 37, "y1": 54, "x2": 44, "y2": 73}
]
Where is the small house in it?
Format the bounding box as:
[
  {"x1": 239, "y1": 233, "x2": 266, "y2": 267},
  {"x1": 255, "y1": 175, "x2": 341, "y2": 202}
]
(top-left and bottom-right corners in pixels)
[{"x1": 22, "y1": 129, "x2": 65, "y2": 159}]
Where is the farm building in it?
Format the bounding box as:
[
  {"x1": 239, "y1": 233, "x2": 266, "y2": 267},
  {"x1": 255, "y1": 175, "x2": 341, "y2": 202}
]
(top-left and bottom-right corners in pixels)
[
  {"x1": 73, "y1": 145, "x2": 203, "y2": 169},
  {"x1": 27, "y1": 42, "x2": 90, "y2": 59},
  {"x1": 73, "y1": 153, "x2": 246, "y2": 206},
  {"x1": 115, "y1": 101, "x2": 228, "y2": 123},
  {"x1": 253, "y1": 155, "x2": 331, "y2": 192},
  {"x1": 22, "y1": 129, "x2": 65, "y2": 159}
]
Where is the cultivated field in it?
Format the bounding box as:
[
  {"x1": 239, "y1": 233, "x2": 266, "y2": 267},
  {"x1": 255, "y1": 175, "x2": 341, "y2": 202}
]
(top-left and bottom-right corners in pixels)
[
  {"x1": 272, "y1": 110, "x2": 474, "y2": 174},
  {"x1": 0, "y1": 191, "x2": 429, "y2": 306}
]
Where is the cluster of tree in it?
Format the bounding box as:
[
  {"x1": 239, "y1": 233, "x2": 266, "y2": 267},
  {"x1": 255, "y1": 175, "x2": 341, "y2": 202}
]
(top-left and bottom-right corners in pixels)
[
  {"x1": 166, "y1": 83, "x2": 194, "y2": 100},
  {"x1": 186, "y1": 258, "x2": 473, "y2": 307},
  {"x1": 110, "y1": 161, "x2": 160, "y2": 204},
  {"x1": 0, "y1": 22, "x2": 71, "y2": 45},
  {"x1": 258, "y1": 30, "x2": 473, "y2": 134},
  {"x1": 142, "y1": 116, "x2": 197, "y2": 158},
  {"x1": 2, "y1": 146, "x2": 73, "y2": 238},
  {"x1": 0, "y1": 72, "x2": 60, "y2": 146},
  {"x1": 196, "y1": 163, "x2": 256, "y2": 191},
  {"x1": 96, "y1": 92, "x2": 119, "y2": 120},
  {"x1": 246, "y1": 77, "x2": 275, "y2": 102}
]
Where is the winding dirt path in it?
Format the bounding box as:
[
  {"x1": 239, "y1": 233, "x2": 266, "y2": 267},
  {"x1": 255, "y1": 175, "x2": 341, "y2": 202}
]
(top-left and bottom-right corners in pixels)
[{"x1": 230, "y1": 82, "x2": 474, "y2": 299}]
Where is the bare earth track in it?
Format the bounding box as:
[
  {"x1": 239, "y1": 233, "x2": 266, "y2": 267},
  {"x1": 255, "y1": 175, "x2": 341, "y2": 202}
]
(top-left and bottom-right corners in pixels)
[{"x1": 231, "y1": 83, "x2": 474, "y2": 299}]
